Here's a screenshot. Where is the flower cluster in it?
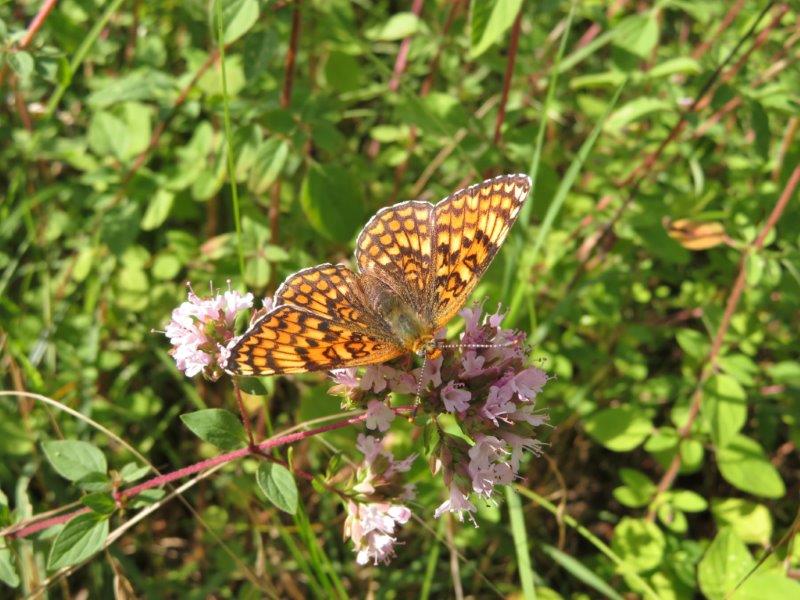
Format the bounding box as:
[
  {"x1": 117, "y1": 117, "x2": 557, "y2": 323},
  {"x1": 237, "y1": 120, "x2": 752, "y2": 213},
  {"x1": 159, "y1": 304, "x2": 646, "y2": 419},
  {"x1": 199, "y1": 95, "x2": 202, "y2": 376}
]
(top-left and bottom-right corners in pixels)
[
  {"x1": 330, "y1": 303, "x2": 548, "y2": 526},
  {"x1": 164, "y1": 283, "x2": 255, "y2": 380},
  {"x1": 342, "y1": 434, "x2": 416, "y2": 565}
]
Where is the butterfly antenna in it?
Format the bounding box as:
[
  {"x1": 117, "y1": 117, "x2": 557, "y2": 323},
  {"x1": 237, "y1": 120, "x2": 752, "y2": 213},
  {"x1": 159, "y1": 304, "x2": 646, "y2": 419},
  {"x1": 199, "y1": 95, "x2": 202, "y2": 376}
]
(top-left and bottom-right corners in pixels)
[{"x1": 437, "y1": 338, "x2": 521, "y2": 351}]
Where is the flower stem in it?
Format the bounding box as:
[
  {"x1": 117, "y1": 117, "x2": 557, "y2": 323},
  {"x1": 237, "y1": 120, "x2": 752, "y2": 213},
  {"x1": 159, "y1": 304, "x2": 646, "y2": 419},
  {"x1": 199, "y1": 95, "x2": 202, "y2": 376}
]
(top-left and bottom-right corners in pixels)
[{"x1": 4, "y1": 407, "x2": 414, "y2": 540}]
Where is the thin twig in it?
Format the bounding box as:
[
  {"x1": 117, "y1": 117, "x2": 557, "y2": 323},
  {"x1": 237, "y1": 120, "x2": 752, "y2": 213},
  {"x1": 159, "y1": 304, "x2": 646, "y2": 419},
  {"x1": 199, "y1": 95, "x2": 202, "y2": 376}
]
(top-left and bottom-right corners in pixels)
[
  {"x1": 493, "y1": 9, "x2": 523, "y2": 145},
  {"x1": 270, "y1": 0, "x2": 303, "y2": 246},
  {"x1": 367, "y1": 0, "x2": 425, "y2": 159},
  {"x1": 574, "y1": 2, "x2": 784, "y2": 268},
  {"x1": 647, "y1": 163, "x2": 800, "y2": 518},
  {"x1": 19, "y1": 0, "x2": 60, "y2": 48}
]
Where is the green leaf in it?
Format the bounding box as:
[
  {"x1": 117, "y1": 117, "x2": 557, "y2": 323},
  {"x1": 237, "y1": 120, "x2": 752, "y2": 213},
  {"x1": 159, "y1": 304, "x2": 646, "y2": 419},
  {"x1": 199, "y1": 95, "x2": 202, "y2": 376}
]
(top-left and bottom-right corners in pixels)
[
  {"x1": 88, "y1": 112, "x2": 129, "y2": 161},
  {"x1": 611, "y1": 517, "x2": 665, "y2": 572},
  {"x1": 47, "y1": 513, "x2": 109, "y2": 570},
  {"x1": 212, "y1": 0, "x2": 259, "y2": 44},
  {"x1": 711, "y1": 498, "x2": 772, "y2": 545},
  {"x1": 703, "y1": 373, "x2": 747, "y2": 448},
  {"x1": 300, "y1": 164, "x2": 364, "y2": 243},
  {"x1": 583, "y1": 407, "x2": 652, "y2": 451},
  {"x1": 41, "y1": 440, "x2": 107, "y2": 483},
  {"x1": 676, "y1": 328, "x2": 709, "y2": 360},
  {"x1": 0, "y1": 546, "x2": 19, "y2": 588},
  {"x1": 613, "y1": 468, "x2": 656, "y2": 508},
  {"x1": 180, "y1": 409, "x2": 248, "y2": 451},
  {"x1": 248, "y1": 138, "x2": 289, "y2": 195},
  {"x1": 668, "y1": 489, "x2": 707, "y2": 513},
  {"x1": 734, "y1": 573, "x2": 800, "y2": 599},
  {"x1": 613, "y1": 14, "x2": 659, "y2": 59},
  {"x1": 470, "y1": 0, "x2": 524, "y2": 59},
  {"x1": 647, "y1": 57, "x2": 701, "y2": 78},
  {"x1": 767, "y1": 361, "x2": 800, "y2": 386},
  {"x1": 697, "y1": 528, "x2": 754, "y2": 600},
  {"x1": 7, "y1": 51, "x2": 34, "y2": 78},
  {"x1": 716, "y1": 435, "x2": 785, "y2": 499},
  {"x1": 81, "y1": 492, "x2": 117, "y2": 516},
  {"x1": 605, "y1": 97, "x2": 670, "y2": 131},
  {"x1": 119, "y1": 463, "x2": 150, "y2": 483},
  {"x1": 87, "y1": 69, "x2": 176, "y2": 108},
  {"x1": 256, "y1": 462, "x2": 298, "y2": 514},
  {"x1": 366, "y1": 12, "x2": 421, "y2": 41},
  {"x1": 140, "y1": 189, "x2": 175, "y2": 231}
]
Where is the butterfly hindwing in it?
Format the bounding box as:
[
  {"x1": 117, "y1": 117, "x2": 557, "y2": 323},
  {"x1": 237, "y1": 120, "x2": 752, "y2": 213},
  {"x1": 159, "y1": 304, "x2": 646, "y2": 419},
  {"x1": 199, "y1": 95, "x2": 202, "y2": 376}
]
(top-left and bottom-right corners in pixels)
[
  {"x1": 431, "y1": 174, "x2": 531, "y2": 326},
  {"x1": 227, "y1": 305, "x2": 404, "y2": 376}
]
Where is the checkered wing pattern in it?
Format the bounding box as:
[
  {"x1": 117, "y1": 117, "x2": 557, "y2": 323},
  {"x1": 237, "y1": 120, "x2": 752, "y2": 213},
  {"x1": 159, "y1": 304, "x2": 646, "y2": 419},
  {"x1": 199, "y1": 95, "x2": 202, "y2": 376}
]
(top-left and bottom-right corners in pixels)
[
  {"x1": 431, "y1": 174, "x2": 531, "y2": 327},
  {"x1": 226, "y1": 304, "x2": 403, "y2": 376},
  {"x1": 355, "y1": 200, "x2": 435, "y2": 315}
]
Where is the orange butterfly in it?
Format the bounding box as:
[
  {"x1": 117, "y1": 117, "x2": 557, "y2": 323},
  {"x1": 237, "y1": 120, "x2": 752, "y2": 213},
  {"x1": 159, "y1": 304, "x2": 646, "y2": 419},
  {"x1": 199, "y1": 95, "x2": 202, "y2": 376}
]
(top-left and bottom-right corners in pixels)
[{"x1": 225, "y1": 173, "x2": 531, "y2": 376}]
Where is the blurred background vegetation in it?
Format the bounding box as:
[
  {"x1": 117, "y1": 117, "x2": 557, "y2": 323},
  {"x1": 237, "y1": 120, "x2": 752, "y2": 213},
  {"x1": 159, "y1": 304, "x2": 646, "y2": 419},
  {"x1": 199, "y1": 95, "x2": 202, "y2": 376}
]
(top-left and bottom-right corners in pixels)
[{"x1": 2, "y1": 0, "x2": 800, "y2": 597}]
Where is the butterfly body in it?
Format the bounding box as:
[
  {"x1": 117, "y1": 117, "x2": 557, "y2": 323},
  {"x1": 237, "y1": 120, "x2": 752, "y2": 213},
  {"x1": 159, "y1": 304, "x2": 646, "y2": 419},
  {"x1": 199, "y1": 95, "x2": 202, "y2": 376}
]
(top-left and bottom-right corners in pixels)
[{"x1": 226, "y1": 173, "x2": 532, "y2": 377}]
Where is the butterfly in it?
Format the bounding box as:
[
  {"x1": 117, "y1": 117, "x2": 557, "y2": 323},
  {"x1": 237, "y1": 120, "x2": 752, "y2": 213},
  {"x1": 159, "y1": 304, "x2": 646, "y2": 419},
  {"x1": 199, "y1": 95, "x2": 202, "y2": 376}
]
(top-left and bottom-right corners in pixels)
[{"x1": 225, "y1": 173, "x2": 532, "y2": 376}]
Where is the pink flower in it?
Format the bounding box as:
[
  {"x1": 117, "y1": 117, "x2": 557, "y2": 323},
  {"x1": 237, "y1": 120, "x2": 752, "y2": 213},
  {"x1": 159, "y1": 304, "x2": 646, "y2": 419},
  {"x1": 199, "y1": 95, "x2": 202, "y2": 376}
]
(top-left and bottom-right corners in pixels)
[
  {"x1": 461, "y1": 351, "x2": 486, "y2": 377},
  {"x1": 344, "y1": 501, "x2": 412, "y2": 565},
  {"x1": 361, "y1": 366, "x2": 389, "y2": 393},
  {"x1": 468, "y1": 435, "x2": 513, "y2": 497},
  {"x1": 481, "y1": 381, "x2": 516, "y2": 425},
  {"x1": 365, "y1": 400, "x2": 395, "y2": 432},
  {"x1": 389, "y1": 370, "x2": 418, "y2": 394},
  {"x1": 164, "y1": 283, "x2": 253, "y2": 381},
  {"x1": 487, "y1": 305, "x2": 505, "y2": 329},
  {"x1": 421, "y1": 356, "x2": 443, "y2": 388},
  {"x1": 441, "y1": 381, "x2": 471, "y2": 414},
  {"x1": 356, "y1": 433, "x2": 383, "y2": 465},
  {"x1": 511, "y1": 367, "x2": 547, "y2": 400},
  {"x1": 459, "y1": 304, "x2": 483, "y2": 339},
  {"x1": 434, "y1": 482, "x2": 477, "y2": 524},
  {"x1": 502, "y1": 432, "x2": 542, "y2": 471}
]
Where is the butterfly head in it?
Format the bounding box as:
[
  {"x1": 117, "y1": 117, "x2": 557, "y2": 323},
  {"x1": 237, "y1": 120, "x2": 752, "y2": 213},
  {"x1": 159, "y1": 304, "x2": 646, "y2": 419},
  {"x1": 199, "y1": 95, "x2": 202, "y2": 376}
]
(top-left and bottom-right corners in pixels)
[{"x1": 414, "y1": 337, "x2": 442, "y2": 360}]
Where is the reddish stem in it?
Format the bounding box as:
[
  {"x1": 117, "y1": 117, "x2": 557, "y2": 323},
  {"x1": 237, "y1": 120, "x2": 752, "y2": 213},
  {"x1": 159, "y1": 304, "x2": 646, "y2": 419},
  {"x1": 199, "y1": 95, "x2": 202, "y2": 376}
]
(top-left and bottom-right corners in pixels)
[
  {"x1": 367, "y1": 0, "x2": 425, "y2": 159},
  {"x1": 493, "y1": 9, "x2": 523, "y2": 145},
  {"x1": 5, "y1": 407, "x2": 413, "y2": 540},
  {"x1": 19, "y1": 0, "x2": 60, "y2": 48},
  {"x1": 647, "y1": 163, "x2": 800, "y2": 519},
  {"x1": 270, "y1": 0, "x2": 302, "y2": 247}
]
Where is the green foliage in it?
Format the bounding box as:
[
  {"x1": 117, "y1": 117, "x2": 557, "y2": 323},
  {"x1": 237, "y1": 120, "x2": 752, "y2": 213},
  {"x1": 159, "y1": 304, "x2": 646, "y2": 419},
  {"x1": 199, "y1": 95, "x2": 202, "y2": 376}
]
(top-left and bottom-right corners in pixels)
[
  {"x1": 180, "y1": 409, "x2": 248, "y2": 451},
  {"x1": 256, "y1": 462, "x2": 299, "y2": 515},
  {"x1": 1, "y1": 0, "x2": 799, "y2": 597}
]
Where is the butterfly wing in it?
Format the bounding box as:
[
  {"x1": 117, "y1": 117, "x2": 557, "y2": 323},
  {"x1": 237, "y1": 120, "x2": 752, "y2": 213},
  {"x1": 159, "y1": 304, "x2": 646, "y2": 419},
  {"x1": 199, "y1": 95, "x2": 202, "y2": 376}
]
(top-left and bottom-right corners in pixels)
[
  {"x1": 355, "y1": 200, "x2": 435, "y2": 317},
  {"x1": 431, "y1": 173, "x2": 531, "y2": 327},
  {"x1": 226, "y1": 264, "x2": 403, "y2": 376}
]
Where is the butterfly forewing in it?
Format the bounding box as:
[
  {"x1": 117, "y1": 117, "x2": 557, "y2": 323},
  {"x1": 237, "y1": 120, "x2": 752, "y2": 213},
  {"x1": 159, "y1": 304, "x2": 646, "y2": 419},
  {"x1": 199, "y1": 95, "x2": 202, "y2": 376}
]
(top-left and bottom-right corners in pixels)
[
  {"x1": 431, "y1": 174, "x2": 531, "y2": 327},
  {"x1": 355, "y1": 200, "x2": 435, "y2": 315},
  {"x1": 227, "y1": 305, "x2": 404, "y2": 376},
  {"x1": 275, "y1": 263, "x2": 393, "y2": 339}
]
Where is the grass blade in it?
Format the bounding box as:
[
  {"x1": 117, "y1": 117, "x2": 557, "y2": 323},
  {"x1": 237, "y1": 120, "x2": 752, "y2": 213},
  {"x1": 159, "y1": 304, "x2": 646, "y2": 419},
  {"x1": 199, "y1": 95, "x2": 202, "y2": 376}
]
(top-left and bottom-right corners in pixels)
[
  {"x1": 506, "y1": 78, "x2": 628, "y2": 326},
  {"x1": 514, "y1": 484, "x2": 659, "y2": 600},
  {"x1": 541, "y1": 544, "x2": 625, "y2": 600},
  {"x1": 214, "y1": 0, "x2": 246, "y2": 280},
  {"x1": 500, "y1": 4, "x2": 575, "y2": 303},
  {"x1": 506, "y1": 486, "x2": 538, "y2": 600}
]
